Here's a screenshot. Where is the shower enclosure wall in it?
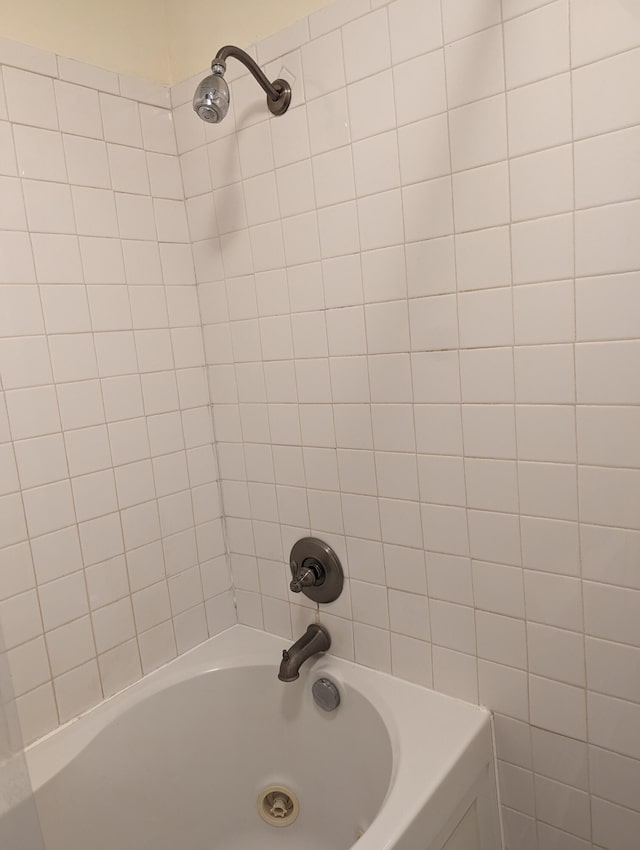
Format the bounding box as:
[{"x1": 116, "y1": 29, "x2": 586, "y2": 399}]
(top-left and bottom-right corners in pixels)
[
  {"x1": 0, "y1": 1, "x2": 639, "y2": 849},
  {"x1": 0, "y1": 57, "x2": 233, "y2": 745}
]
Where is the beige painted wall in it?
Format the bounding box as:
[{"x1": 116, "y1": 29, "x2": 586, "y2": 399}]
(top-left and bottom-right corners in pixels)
[
  {"x1": 0, "y1": 0, "x2": 170, "y2": 82},
  {"x1": 0, "y1": 0, "x2": 335, "y2": 83},
  {"x1": 164, "y1": 0, "x2": 334, "y2": 83}
]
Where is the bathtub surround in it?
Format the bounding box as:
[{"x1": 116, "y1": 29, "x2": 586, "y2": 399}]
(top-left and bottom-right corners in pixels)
[
  {"x1": 0, "y1": 0, "x2": 639, "y2": 849},
  {"x1": 0, "y1": 50, "x2": 233, "y2": 745}
]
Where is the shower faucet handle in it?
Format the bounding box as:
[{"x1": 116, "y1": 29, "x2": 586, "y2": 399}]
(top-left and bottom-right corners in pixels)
[{"x1": 289, "y1": 559, "x2": 323, "y2": 593}]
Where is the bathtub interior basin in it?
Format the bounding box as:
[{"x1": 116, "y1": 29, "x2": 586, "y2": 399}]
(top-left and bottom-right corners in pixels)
[
  {"x1": 32, "y1": 665, "x2": 391, "y2": 850},
  {"x1": 26, "y1": 626, "x2": 501, "y2": 850}
]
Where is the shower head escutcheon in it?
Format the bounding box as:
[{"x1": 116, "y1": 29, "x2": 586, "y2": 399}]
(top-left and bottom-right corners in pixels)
[{"x1": 193, "y1": 45, "x2": 291, "y2": 123}]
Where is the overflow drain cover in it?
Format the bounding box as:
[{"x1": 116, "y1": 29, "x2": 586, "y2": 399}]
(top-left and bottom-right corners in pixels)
[{"x1": 258, "y1": 785, "x2": 300, "y2": 827}]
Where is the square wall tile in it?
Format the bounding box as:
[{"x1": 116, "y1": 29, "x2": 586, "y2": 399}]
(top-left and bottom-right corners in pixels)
[
  {"x1": 348, "y1": 72, "x2": 396, "y2": 142},
  {"x1": 442, "y1": 0, "x2": 501, "y2": 43},
  {"x1": 3, "y1": 67, "x2": 58, "y2": 129},
  {"x1": 302, "y1": 30, "x2": 346, "y2": 100},
  {"x1": 449, "y1": 94, "x2": 507, "y2": 172},
  {"x1": 393, "y1": 51, "x2": 447, "y2": 127},
  {"x1": 54, "y1": 80, "x2": 102, "y2": 138},
  {"x1": 445, "y1": 25, "x2": 504, "y2": 109},
  {"x1": 342, "y1": 9, "x2": 391, "y2": 84},
  {"x1": 505, "y1": 1, "x2": 570, "y2": 89},
  {"x1": 388, "y1": 0, "x2": 443, "y2": 64},
  {"x1": 507, "y1": 73, "x2": 572, "y2": 157},
  {"x1": 573, "y1": 48, "x2": 640, "y2": 140},
  {"x1": 453, "y1": 162, "x2": 510, "y2": 232}
]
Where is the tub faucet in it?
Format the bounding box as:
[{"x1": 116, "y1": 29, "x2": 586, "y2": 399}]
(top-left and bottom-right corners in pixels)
[{"x1": 278, "y1": 623, "x2": 331, "y2": 682}]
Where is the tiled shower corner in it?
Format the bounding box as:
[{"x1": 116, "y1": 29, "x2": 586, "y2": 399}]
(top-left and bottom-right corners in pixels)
[{"x1": 0, "y1": 45, "x2": 233, "y2": 744}]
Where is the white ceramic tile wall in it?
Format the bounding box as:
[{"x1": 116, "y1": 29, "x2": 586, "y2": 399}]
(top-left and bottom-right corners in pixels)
[
  {"x1": 0, "y1": 41, "x2": 234, "y2": 746},
  {"x1": 1, "y1": 2, "x2": 640, "y2": 849},
  {"x1": 169, "y1": 1, "x2": 640, "y2": 848}
]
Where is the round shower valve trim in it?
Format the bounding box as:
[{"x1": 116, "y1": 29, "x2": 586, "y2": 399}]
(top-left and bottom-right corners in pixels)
[{"x1": 289, "y1": 537, "x2": 344, "y2": 604}]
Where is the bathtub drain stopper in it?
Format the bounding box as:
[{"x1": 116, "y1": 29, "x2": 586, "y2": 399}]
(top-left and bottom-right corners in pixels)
[{"x1": 258, "y1": 785, "x2": 300, "y2": 827}]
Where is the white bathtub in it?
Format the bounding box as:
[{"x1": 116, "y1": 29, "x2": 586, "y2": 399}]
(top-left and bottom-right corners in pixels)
[{"x1": 26, "y1": 625, "x2": 501, "y2": 850}]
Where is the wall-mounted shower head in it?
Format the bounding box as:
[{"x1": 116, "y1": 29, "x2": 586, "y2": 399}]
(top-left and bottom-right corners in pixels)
[
  {"x1": 193, "y1": 64, "x2": 230, "y2": 124},
  {"x1": 193, "y1": 46, "x2": 291, "y2": 124}
]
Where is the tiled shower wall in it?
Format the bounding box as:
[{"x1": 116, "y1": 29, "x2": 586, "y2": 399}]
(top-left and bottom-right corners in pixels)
[
  {"x1": 171, "y1": 1, "x2": 640, "y2": 849},
  {"x1": 0, "y1": 0, "x2": 639, "y2": 848},
  {"x1": 0, "y1": 44, "x2": 234, "y2": 746}
]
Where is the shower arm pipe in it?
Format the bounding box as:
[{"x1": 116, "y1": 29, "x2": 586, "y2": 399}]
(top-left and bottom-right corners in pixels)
[{"x1": 213, "y1": 45, "x2": 281, "y2": 102}]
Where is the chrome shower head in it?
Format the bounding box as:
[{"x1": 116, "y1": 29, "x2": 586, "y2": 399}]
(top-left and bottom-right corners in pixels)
[
  {"x1": 193, "y1": 46, "x2": 291, "y2": 124},
  {"x1": 193, "y1": 64, "x2": 230, "y2": 124}
]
